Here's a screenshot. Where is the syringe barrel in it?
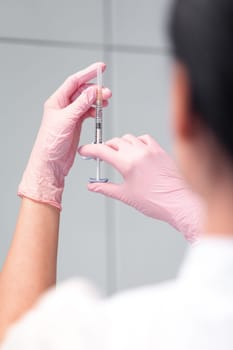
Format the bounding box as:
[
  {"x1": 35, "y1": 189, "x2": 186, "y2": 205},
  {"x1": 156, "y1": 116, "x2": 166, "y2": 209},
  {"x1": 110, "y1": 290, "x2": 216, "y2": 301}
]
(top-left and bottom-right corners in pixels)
[{"x1": 95, "y1": 90, "x2": 103, "y2": 144}]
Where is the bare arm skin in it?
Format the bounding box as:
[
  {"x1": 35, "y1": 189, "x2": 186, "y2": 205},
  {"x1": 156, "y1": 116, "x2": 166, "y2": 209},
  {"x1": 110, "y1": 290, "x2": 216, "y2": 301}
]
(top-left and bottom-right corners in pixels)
[{"x1": 0, "y1": 198, "x2": 59, "y2": 339}]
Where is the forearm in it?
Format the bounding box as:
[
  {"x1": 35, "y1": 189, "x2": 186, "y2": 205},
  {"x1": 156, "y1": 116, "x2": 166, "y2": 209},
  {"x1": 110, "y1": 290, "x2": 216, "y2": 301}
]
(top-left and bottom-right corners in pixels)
[
  {"x1": 0, "y1": 63, "x2": 111, "y2": 341},
  {"x1": 0, "y1": 198, "x2": 60, "y2": 339}
]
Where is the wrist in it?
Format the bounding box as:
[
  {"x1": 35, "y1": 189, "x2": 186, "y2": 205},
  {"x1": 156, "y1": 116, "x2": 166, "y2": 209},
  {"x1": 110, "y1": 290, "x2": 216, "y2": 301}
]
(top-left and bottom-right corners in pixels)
[
  {"x1": 18, "y1": 158, "x2": 64, "y2": 210},
  {"x1": 169, "y1": 188, "x2": 204, "y2": 243}
]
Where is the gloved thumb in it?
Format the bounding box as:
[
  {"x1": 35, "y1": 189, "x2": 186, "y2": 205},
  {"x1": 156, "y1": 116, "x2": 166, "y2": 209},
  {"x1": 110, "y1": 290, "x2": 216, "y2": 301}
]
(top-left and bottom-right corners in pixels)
[{"x1": 88, "y1": 182, "x2": 123, "y2": 201}]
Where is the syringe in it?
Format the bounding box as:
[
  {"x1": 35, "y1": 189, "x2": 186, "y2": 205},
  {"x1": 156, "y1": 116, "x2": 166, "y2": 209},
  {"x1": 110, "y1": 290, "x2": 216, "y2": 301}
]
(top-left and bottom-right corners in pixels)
[{"x1": 89, "y1": 64, "x2": 108, "y2": 183}]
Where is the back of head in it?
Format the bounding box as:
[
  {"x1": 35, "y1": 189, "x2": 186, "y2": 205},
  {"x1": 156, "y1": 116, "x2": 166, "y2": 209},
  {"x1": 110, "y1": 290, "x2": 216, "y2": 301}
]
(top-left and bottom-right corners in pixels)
[{"x1": 169, "y1": 0, "x2": 233, "y2": 161}]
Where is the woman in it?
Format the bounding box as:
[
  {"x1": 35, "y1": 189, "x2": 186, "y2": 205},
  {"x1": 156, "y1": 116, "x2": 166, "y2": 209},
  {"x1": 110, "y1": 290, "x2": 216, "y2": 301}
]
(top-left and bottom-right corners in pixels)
[{"x1": 1, "y1": 0, "x2": 233, "y2": 348}]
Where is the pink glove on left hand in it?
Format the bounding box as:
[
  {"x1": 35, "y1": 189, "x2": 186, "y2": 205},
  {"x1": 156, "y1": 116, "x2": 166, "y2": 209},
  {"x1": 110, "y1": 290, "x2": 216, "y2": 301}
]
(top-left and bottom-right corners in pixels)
[{"x1": 18, "y1": 62, "x2": 112, "y2": 210}]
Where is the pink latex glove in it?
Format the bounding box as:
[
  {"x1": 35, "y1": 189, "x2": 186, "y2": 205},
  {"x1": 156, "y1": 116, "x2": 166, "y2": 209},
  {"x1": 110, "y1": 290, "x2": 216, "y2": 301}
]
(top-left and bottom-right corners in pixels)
[
  {"x1": 79, "y1": 134, "x2": 204, "y2": 243},
  {"x1": 18, "y1": 62, "x2": 112, "y2": 210}
]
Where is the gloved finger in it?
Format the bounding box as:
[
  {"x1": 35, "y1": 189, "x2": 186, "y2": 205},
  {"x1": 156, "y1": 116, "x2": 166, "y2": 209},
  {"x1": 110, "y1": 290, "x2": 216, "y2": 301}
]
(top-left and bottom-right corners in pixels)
[
  {"x1": 66, "y1": 86, "x2": 97, "y2": 120},
  {"x1": 71, "y1": 83, "x2": 93, "y2": 101},
  {"x1": 71, "y1": 84, "x2": 112, "y2": 103},
  {"x1": 85, "y1": 100, "x2": 109, "y2": 118},
  {"x1": 46, "y1": 62, "x2": 106, "y2": 108},
  {"x1": 88, "y1": 182, "x2": 123, "y2": 201},
  {"x1": 138, "y1": 134, "x2": 162, "y2": 148},
  {"x1": 68, "y1": 84, "x2": 112, "y2": 120},
  {"x1": 105, "y1": 137, "x2": 131, "y2": 151},
  {"x1": 122, "y1": 134, "x2": 143, "y2": 145},
  {"x1": 78, "y1": 143, "x2": 123, "y2": 172},
  {"x1": 78, "y1": 100, "x2": 109, "y2": 128}
]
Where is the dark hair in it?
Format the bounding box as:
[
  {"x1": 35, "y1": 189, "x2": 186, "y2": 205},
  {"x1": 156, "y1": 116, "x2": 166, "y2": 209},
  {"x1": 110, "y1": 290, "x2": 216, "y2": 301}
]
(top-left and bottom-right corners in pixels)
[{"x1": 170, "y1": 0, "x2": 233, "y2": 159}]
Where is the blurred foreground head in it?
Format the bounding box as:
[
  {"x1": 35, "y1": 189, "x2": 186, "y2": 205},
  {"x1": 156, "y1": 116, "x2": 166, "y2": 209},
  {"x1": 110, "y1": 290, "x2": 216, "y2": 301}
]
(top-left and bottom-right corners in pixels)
[{"x1": 169, "y1": 0, "x2": 233, "y2": 198}]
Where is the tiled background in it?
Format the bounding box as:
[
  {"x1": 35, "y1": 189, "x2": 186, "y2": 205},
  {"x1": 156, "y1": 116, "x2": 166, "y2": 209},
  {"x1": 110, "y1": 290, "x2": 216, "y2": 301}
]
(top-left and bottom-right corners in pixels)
[{"x1": 0, "y1": 0, "x2": 187, "y2": 294}]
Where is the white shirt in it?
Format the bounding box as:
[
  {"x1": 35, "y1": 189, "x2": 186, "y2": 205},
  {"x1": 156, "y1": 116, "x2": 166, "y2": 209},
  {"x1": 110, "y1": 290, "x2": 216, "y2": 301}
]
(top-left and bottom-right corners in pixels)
[{"x1": 2, "y1": 237, "x2": 233, "y2": 349}]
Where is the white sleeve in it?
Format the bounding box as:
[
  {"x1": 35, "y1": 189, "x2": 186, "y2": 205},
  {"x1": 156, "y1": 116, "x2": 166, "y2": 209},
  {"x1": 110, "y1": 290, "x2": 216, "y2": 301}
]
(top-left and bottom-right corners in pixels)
[{"x1": 1, "y1": 278, "x2": 108, "y2": 350}]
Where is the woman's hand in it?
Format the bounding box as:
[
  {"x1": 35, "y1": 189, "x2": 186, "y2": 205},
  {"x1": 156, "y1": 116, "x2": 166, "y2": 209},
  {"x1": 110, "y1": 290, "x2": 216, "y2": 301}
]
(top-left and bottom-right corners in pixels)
[
  {"x1": 79, "y1": 134, "x2": 204, "y2": 242},
  {"x1": 18, "y1": 62, "x2": 112, "y2": 210},
  {"x1": 0, "y1": 64, "x2": 112, "y2": 340}
]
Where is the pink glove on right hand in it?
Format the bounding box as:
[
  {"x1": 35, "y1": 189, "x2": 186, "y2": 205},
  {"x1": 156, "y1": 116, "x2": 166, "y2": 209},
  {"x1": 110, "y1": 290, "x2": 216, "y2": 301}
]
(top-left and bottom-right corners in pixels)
[{"x1": 79, "y1": 134, "x2": 204, "y2": 243}]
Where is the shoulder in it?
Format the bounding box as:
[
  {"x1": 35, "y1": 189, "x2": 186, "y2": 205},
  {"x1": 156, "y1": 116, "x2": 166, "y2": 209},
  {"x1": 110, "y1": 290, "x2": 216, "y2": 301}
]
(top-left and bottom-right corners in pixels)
[
  {"x1": 1, "y1": 278, "x2": 185, "y2": 349},
  {"x1": 106, "y1": 279, "x2": 183, "y2": 320},
  {"x1": 101, "y1": 280, "x2": 185, "y2": 349},
  {"x1": 106, "y1": 278, "x2": 182, "y2": 314},
  {"x1": 1, "y1": 278, "x2": 105, "y2": 349}
]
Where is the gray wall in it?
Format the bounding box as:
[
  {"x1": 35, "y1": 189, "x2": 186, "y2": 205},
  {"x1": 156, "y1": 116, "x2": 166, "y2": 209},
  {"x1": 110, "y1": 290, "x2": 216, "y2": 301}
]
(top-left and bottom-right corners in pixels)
[{"x1": 0, "y1": 0, "x2": 187, "y2": 295}]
